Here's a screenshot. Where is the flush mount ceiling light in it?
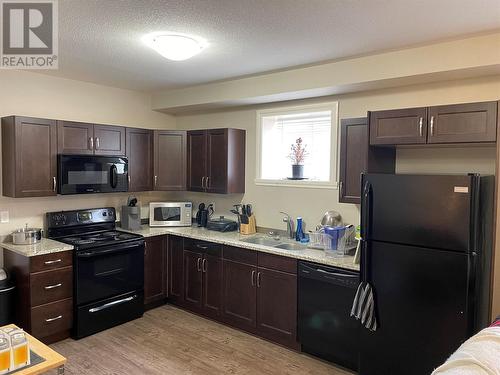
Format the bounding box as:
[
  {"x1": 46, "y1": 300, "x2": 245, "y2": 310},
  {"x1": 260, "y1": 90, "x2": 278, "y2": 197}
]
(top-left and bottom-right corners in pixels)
[{"x1": 142, "y1": 32, "x2": 207, "y2": 61}]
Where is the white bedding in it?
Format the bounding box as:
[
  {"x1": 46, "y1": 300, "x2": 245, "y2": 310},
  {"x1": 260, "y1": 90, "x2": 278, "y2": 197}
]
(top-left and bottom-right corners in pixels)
[{"x1": 432, "y1": 327, "x2": 500, "y2": 375}]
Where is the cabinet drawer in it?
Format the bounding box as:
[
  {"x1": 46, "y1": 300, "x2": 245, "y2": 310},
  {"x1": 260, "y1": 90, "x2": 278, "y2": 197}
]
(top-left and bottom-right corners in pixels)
[
  {"x1": 31, "y1": 298, "x2": 73, "y2": 339},
  {"x1": 258, "y1": 253, "x2": 297, "y2": 274},
  {"x1": 30, "y1": 251, "x2": 72, "y2": 273},
  {"x1": 184, "y1": 238, "x2": 222, "y2": 257},
  {"x1": 223, "y1": 246, "x2": 257, "y2": 265},
  {"x1": 30, "y1": 267, "x2": 73, "y2": 306}
]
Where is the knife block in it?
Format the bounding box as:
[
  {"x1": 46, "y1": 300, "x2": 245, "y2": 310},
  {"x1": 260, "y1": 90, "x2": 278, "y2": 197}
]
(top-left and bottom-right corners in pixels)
[{"x1": 240, "y1": 215, "x2": 256, "y2": 235}]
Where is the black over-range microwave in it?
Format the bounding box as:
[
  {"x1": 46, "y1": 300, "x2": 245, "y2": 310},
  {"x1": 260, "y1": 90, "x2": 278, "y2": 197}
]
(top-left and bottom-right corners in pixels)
[{"x1": 58, "y1": 155, "x2": 128, "y2": 195}]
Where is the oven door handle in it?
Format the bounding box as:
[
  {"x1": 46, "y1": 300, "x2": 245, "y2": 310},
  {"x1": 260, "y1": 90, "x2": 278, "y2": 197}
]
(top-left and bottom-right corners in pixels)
[
  {"x1": 76, "y1": 242, "x2": 144, "y2": 258},
  {"x1": 88, "y1": 294, "x2": 137, "y2": 313}
]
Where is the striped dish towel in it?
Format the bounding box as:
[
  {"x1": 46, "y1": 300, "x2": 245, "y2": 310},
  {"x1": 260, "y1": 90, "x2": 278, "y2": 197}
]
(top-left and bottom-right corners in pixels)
[{"x1": 351, "y1": 281, "x2": 378, "y2": 331}]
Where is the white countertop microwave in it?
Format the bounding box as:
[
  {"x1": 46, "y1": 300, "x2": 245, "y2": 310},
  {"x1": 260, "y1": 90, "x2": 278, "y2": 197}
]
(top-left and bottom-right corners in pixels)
[{"x1": 149, "y1": 202, "x2": 192, "y2": 227}]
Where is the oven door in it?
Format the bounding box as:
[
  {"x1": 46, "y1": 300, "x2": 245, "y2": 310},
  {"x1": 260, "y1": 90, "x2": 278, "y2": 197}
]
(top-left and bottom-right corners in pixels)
[
  {"x1": 75, "y1": 241, "x2": 144, "y2": 306},
  {"x1": 58, "y1": 155, "x2": 128, "y2": 195}
]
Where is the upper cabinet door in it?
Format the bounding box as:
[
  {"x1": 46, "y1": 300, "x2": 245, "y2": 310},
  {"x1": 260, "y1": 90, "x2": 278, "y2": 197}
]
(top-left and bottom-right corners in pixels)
[
  {"x1": 154, "y1": 130, "x2": 187, "y2": 191},
  {"x1": 369, "y1": 108, "x2": 427, "y2": 145},
  {"x1": 126, "y1": 128, "x2": 153, "y2": 192},
  {"x1": 2, "y1": 116, "x2": 57, "y2": 197},
  {"x1": 428, "y1": 101, "x2": 497, "y2": 144},
  {"x1": 57, "y1": 121, "x2": 94, "y2": 155},
  {"x1": 93, "y1": 124, "x2": 125, "y2": 156},
  {"x1": 187, "y1": 130, "x2": 208, "y2": 192},
  {"x1": 206, "y1": 129, "x2": 228, "y2": 194},
  {"x1": 339, "y1": 118, "x2": 368, "y2": 204}
]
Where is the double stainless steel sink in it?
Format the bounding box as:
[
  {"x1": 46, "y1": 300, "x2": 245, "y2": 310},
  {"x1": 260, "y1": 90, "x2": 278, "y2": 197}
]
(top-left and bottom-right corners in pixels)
[{"x1": 240, "y1": 235, "x2": 307, "y2": 251}]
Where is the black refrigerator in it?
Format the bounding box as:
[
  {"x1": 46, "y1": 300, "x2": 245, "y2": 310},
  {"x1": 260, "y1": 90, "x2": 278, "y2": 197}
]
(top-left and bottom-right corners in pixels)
[{"x1": 359, "y1": 173, "x2": 494, "y2": 375}]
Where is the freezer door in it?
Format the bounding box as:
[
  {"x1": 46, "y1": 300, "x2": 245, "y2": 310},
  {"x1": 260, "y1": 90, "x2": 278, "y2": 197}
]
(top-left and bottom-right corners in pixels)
[
  {"x1": 359, "y1": 241, "x2": 470, "y2": 375},
  {"x1": 362, "y1": 173, "x2": 475, "y2": 252}
]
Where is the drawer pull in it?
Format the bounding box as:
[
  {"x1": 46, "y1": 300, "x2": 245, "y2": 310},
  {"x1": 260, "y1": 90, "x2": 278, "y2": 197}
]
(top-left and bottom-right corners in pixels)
[
  {"x1": 44, "y1": 259, "x2": 62, "y2": 265},
  {"x1": 45, "y1": 315, "x2": 62, "y2": 322},
  {"x1": 196, "y1": 244, "x2": 208, "y2": 250},
  {"x1": 44, "y1": 283, "x2": 62, "y2": 290}
]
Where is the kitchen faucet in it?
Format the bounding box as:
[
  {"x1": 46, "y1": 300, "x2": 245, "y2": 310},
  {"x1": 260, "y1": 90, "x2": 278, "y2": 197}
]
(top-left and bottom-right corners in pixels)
[{"x1": 280, "y1": 212, "x2": 294, "y2": 239}]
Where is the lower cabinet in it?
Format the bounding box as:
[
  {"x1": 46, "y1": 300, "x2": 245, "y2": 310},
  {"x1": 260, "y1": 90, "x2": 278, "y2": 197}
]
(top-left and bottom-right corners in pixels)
[
  {"x1": 168, "y1": 235, "x2": 184, "y2": 304},
  {"x1": 183, "y1": 240, "x2": 223, "y2": 318},
  {"x1": 256, "y1": 267, "x2": 297, "y2": 347},
  {"x1": 221, "y1": 247, "x2": 298, "y2": 349},
  {"x1": 144, "y1": 236, "x2": 167, "y2": 306},
  {"x1": 222, "y1": 260, "x2": 257, "y2": 330},
  {"x1": 161, "y1": 237, "x2": 299, "y2": 350}
]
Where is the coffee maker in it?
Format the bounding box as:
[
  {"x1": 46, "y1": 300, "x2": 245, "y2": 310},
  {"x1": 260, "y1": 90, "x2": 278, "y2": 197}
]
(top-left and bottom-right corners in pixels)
[{"x1": 196, "y1": 203, "x2": 214, "y2": 227}]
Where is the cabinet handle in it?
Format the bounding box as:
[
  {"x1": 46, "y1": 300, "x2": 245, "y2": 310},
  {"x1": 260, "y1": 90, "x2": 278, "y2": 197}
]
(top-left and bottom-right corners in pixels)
[
  {"x1": 201, "y1": 176, "x2": 206, "y2": 189},
  {"x1": 251, "y1": 270, "x2": 256, "y2": 286},
  {"x1": 44, "y1": 283, "x2": 62, "y2": 290},
  {"x1": 202, "y1": 258, "x2": 207, "y2": 273},
  {"x1": 257, "y1": 272, "x2": 261, "y2": 288},
  {"x1": 52, "y1": 176, "x2": 57, "y2": 192},
  {"x1": 154, "y1": 175, "x2": 158, "y2": 187},
  {"x1": 339, "y1": 181, "x2": 343, "y2": 196},
  {"x1": 45, "y1": 315, "x2": 62, "y2": 323},
  {"x1": 430, "y1": 116, "x2": 435, "y2": 136},
  {"x1": 95, "y1": 137, "x2": 100, "y2": 149},
  {"x1": 44, "y1": 259, "x2": 61, "y2": 265},
  {"x1": 196, "y1": 244, "x2": 208, "y2": 250},
  {"x1": 127, "y1": 175, "x2": 131, "y2": 184},
  {"x1": 419, "y1": 117, "x2": 423, "y2": 137},
  {"x1": 88, "y1": 137, "x2": 94, "y2": 150},
  {"x1": 197, "y1": 257, "x2": 202, "y2": 272},
  {"x1": 207, "y1": 176, "x2": 210, "y2": 189}
]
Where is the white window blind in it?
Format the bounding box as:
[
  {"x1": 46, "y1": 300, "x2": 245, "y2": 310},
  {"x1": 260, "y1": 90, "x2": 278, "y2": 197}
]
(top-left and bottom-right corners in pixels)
[{"x1": 260, "y1": 110, "x2": 332, "y2": 181}]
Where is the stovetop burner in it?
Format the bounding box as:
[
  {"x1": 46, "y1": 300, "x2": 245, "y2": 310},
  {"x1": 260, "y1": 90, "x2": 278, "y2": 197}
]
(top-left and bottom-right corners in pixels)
[{"x1": 58, "y1": 230, "x2": 142, "y2": 248}]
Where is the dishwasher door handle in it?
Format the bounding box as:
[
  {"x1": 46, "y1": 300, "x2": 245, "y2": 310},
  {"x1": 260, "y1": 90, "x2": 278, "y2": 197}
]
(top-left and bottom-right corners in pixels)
[{"x1": 316, "y1": 269, "x2": 359, "y2": 278}]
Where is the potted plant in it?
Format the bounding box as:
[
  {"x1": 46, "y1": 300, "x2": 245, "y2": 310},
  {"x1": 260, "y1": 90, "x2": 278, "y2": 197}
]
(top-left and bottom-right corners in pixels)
[{"x1": 288, "y1": 137, "x2": 308, "y2": 179}]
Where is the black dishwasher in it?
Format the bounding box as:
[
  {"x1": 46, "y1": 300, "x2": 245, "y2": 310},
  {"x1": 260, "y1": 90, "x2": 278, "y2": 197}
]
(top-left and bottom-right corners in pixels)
[{"x1": 298, "y1": 261, "x2": 360, "y2": 371}]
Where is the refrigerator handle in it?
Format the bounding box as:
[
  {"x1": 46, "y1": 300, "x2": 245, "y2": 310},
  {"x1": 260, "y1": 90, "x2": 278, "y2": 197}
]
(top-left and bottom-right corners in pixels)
[
  {"x1": 361, "y1": 180, "x2": 372, "y2": 239},
  {"x1": 361, "y1": 180, "x2": 372, "y2": 281}
]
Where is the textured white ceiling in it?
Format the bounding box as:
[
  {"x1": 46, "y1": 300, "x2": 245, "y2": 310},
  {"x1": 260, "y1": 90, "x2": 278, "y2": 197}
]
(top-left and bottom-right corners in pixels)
[{"x1": 47, "y1": 0, "x2": 500, "y2": 91}]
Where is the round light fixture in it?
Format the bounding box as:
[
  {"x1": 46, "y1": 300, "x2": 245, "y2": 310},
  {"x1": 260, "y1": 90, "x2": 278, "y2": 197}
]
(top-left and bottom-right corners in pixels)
[{"x1": 142, "y1": 32, "x2": 207, "y2": 61}]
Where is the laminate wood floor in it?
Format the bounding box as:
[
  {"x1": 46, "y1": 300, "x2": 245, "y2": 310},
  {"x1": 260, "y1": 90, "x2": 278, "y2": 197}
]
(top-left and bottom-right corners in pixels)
[{"x1": 50, "y1": 305, "x2": 352, "y2": 375}]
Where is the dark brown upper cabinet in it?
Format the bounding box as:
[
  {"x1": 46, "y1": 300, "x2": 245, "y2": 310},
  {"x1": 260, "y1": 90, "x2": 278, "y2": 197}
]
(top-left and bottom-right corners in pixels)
[
  {"x1": 427, "y1": 102, "x2": 497, "y2": 144},
  {"x1": 57, "y1": 121, "x2": 125, "y2": 156},
  {"x1": 369, "y1": 107, "x2": 427, "y2": 145},
  {"x1": 154, "y1": 130, "x2": 187, "y2": 191},
  {"x1": 2, "y1": 116, "x2": 58, "y2": 197},
  {"x1": 339, "y1": 118, "x2": 368, "y2": 204},
  {"x1": 187, "y1": 128, "x2": 245, "y2": 194},
  {"x1": 126, "y1": 128, "x2": 153, "y2": 192},
  {"x1": 369, "y1": 101, "x2": 498, "y2": 146},
  {"x1": 93, "y1": 125, "x2": 126, "y2": 155}
]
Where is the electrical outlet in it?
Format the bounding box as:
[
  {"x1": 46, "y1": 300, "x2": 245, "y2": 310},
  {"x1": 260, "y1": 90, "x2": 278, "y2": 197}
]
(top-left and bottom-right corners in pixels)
[
  {"x1": 0, "y1": 211, "x2": 9, "y2": 223},
  {"x1": 209, "y1": 202, "x2": 216, "y2": 212}
]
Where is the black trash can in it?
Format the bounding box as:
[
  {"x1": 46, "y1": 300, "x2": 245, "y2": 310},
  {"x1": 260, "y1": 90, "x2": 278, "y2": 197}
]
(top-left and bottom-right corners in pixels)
[{"x1": 0, "y1": 268, "x2": 15, "y2": 325}]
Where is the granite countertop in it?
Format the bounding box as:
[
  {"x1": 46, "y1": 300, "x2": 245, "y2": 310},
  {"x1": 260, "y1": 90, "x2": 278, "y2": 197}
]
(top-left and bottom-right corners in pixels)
[
  {"x1": 1, "y1": 238, "x2": 74, "y2": 257},
  {"x1": 120, "y1": 225, "x2": 360, "y2": 271}
]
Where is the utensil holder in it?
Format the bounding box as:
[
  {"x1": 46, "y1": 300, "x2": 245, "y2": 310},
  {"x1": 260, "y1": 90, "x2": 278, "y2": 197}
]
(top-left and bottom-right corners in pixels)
[{"x1": 239, "y1": 215, "x2": 256, "y2": 235}]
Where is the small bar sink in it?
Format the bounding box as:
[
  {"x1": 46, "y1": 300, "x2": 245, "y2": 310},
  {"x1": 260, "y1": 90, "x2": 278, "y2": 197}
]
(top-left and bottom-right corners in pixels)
[{"x1": 274, "y1": 243, "x2": 307, "y2": 251}]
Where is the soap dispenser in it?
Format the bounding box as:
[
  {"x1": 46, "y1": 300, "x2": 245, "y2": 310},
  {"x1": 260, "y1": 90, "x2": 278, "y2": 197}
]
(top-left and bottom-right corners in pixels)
[{"x1": 295, "y1": 217, "x2": 305, "y2": 242}]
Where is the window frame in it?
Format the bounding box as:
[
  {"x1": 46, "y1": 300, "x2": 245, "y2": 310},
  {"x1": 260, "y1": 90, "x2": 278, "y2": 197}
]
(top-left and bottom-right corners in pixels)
[{"x1": 255, "y1": 101, "x2": 339, "y2": 189}]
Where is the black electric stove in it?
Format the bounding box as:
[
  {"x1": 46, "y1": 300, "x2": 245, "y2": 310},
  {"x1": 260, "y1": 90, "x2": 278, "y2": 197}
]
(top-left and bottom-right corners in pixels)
[{"x1": 46, "y1": 207, "x2": 145, "y2": 339}]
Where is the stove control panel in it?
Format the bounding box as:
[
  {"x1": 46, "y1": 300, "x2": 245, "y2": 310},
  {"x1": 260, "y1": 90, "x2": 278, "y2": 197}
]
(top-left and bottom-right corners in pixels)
[{"x1": 47, "y1": 207, "x2": 116, "y2": 228}]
